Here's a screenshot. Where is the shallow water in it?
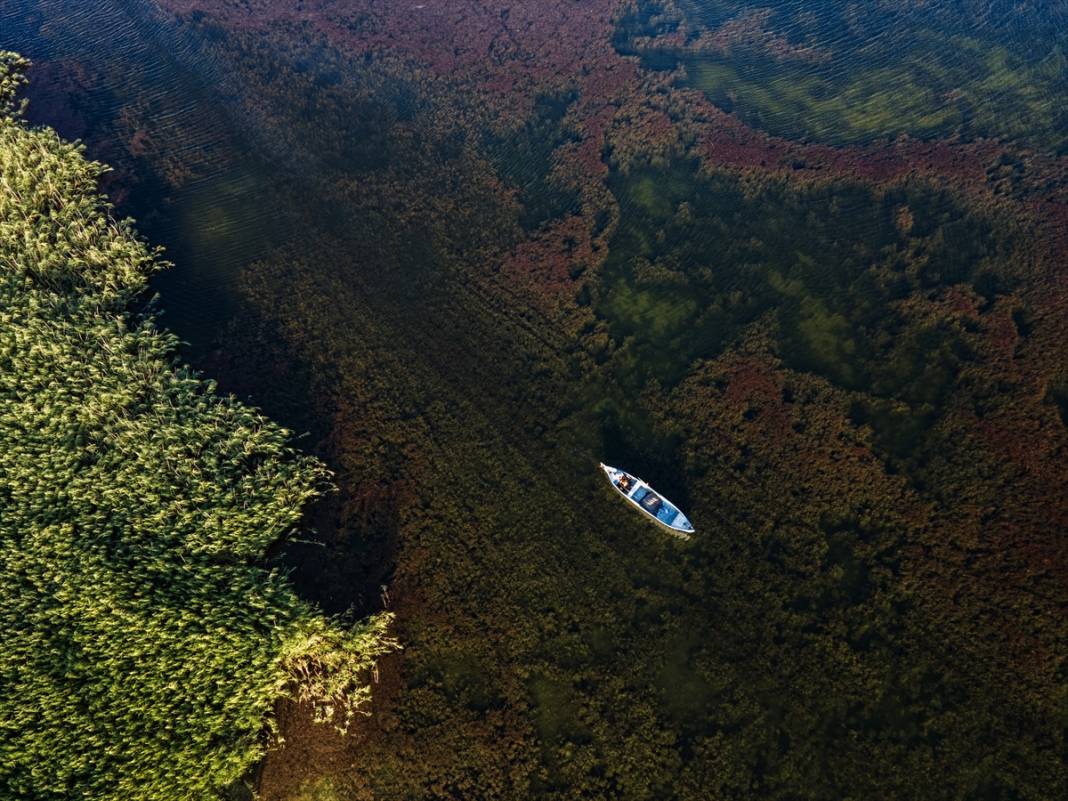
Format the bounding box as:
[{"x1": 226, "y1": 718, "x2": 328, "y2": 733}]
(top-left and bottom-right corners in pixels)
[
  {"x1": 0, "y1": 0, "x2": 1043, "y2": 538},
  {"x1": 1, "y1": 0, "x2": 298, "y2": 348},
  {"x1": 3, "y1": 3, "x2": 1064, "y2": 798},
  {"x1": 619, "y1": 0, "x2": 1068, "y2": 151}
]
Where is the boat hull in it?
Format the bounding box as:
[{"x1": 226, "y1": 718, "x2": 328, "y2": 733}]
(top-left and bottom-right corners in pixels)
[{"x1": 600, "y1": 463, "x2": 694, "y2": 537}]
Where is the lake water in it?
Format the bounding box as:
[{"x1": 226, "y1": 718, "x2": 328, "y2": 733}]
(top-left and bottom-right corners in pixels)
[
  {"x1": 620, "y1": 0, "x2": 1067, "y2": 151},
  {"x1": 3, "y1": 2, "x2": 1064, "y2": 799}
]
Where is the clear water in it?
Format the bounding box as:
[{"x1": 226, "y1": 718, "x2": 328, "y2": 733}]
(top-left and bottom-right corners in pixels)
[{"x1": 619, "y1": 0, "x2": 1068, "y2": 151}]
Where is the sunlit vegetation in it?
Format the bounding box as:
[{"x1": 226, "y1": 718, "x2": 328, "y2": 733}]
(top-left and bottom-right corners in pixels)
[
  {"x1": 0, "y1": 53, "x2": 396, "y2": 800},
  {"x1": 617, "y1": 0, "x2": 1068, "y2": 153}
]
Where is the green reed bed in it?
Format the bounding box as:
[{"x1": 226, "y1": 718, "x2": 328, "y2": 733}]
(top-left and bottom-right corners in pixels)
[{"x1": 0, "y1": 53, "x2": 395, "y2": 801}]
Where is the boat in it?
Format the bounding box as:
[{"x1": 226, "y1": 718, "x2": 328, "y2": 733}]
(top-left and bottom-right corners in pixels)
[{"x1": 599, "y1": 463, "x2": 694, "y2": 537}]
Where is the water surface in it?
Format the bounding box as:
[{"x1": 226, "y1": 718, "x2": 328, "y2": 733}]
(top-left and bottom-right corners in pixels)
[{"x1": 3, "y1": 3, "x2": 1063, "y2": 799}]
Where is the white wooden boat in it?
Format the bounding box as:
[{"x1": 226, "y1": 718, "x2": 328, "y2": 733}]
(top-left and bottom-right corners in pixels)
[{"x1": 600, "y1": 463, "x2": 694, "y2": 537}]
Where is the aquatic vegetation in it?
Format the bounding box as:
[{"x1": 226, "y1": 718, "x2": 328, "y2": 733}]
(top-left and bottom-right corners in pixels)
[
  {"x1": 229, "y1": 126, "x2": 1062, "y2": 801},
  {"x1": 6, "y1": 3, "x2": 1067, "y2": 800},
  {"x1": 594, "y1": 161, "x2": 1008, "y2": 401},
  {"x1": 485, "y1": 92, "x2": 582, "y2": 232},
  {"x1": 0, "y1": 54, "x2": 395, "y2": 800},
  {"x1": 617, "y1": 0, "x2": 1068, "y2": 153}
]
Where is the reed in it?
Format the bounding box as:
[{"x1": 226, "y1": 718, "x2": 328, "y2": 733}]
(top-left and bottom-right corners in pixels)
[{"x1": 0, "y1": 53, "x2": 396, "y2": 801}]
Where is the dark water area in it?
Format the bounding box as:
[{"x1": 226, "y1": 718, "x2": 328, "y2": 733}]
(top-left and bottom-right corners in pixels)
[
  {"x1": 598, "y1": 160, "x2": 1005, "y2": 469},
  {"x1": 4, "y1": 1, "x2": 1066, "y2": 799},
  {"x1": 0, "y1": 0, "x2": 298, "y2": 352}
]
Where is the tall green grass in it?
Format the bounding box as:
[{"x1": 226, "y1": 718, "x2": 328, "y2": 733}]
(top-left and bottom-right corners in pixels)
[{"x1": 0, "y1": 52, "x2": 396, "y2": 801}]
